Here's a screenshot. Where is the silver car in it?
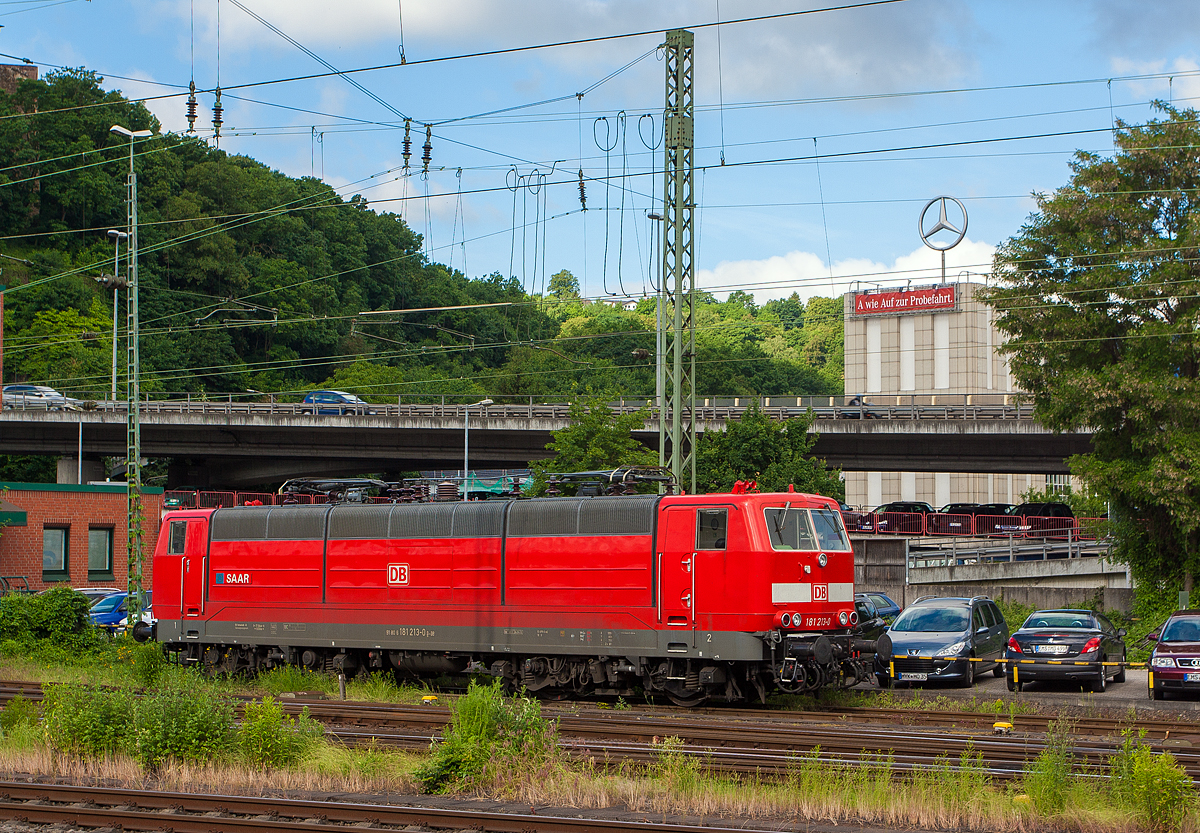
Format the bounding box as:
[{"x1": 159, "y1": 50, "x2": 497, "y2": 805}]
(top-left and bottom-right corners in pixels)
[{"x1": 1, "y1": 384, "x2": 81, "y2": 410}]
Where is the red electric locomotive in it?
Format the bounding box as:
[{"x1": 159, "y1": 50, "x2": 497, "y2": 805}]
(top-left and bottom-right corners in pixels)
[{"x1": 147, "y1": 480, "x2": 873, "y2": 704}]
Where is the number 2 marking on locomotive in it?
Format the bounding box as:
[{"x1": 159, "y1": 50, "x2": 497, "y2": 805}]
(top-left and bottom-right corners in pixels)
[
  {"x1": 387, "y1": 564, "x2": 410, "y2": 586},
  {"x1": 813, "y1": 584, "x2": 828, "y2": 601},
  {"x1": 707, "y1": 634, "x2": 712, "y2": 643}
]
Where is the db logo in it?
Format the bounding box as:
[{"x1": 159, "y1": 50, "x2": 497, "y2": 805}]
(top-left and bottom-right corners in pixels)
[
  {"x1": 812, "y1": 584, "x2": 828, "y2": 602},
  {"x1": 387, "y1": 564, "x2": 410, "y2": 586}
]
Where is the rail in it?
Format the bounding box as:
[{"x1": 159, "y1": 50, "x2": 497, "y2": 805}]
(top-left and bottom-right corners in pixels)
[{"x1": 2, "y1": 391, "x2": 1037, "y2": 422}]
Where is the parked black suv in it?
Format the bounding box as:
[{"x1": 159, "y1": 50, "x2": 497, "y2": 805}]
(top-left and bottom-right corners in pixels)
[{"x1": 874, "y1": 501, "x2": 934, "y2": 534}]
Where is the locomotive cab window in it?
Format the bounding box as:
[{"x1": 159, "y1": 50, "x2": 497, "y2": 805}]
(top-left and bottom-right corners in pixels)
[
  {"x1": 810, "y1": 508, "x2": 851, "y2": 551},
  {"x1": 764, "y1": 508, "x2": 817, "y2": 551},
  {"x1": 696, "y1": 509, "x2": 727, "y2": 550},
  {"x1": 168, "y1": 521, "x2": 187, "y2": 555}
]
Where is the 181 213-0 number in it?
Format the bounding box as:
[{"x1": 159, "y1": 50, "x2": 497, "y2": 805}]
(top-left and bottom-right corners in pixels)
[{"x1": 803, "y1": 616, "x2": 832, "y2": 628}]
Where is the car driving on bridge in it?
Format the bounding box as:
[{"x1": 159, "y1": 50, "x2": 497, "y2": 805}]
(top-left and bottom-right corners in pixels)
[
  {"x1": 1, "y1": 385, "x2": 81, "y2": 411},
  {"x1": 301, "y1": 390, "x2": 371, "y2": 415}
]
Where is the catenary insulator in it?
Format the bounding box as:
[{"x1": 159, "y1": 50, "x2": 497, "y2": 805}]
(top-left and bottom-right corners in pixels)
[
  {"x1": 212, "y1": 87, "x2": 224, "y2": 140},
  {"x1": 578, "y1": 168, "x2": 587, "y2": 211},
  {"x1": 186, "y1": 81, "x2": 198, "y2": 134},
  {"x1": 402, "y1": 119, "x2": 411, "y2": 170},
  {"x1": 421, "y1": 124, "x2": 432, "y2": 173}
]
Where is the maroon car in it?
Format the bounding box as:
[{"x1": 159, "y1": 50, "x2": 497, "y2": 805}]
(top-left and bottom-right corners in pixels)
[{"x1": 1149, "y1": 611, "x2": 1200, "y2": 700}]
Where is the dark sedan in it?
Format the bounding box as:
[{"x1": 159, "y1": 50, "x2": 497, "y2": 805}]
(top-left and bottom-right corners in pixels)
[
  {"x1": 1005, "y1": 609, "x2": 1126, "y2": 693},
  {"x1": 858, "y1": 591, "x2": 901, "y2": 622}
]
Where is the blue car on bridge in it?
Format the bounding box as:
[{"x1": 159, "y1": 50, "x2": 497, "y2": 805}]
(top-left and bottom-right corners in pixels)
[{"x1": 302, "y1": 390, "x2": 370, "y2": 415}]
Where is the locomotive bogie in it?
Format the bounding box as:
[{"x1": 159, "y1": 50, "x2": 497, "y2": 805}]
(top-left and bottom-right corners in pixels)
[{"x1": 151, "y1": 491, "x2": 868, "y2": 704}]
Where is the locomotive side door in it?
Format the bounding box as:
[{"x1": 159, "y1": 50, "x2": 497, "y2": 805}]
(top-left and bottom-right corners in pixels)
[
  {"x1": 177, "y1": 518, "x2": 209, "y2": 617},
  {"x1": 659, "y1": 507, "x2": 728, "y2": 645},
  {"x1": 658, "y1": 507, "x2": 696, "y2": 636}
]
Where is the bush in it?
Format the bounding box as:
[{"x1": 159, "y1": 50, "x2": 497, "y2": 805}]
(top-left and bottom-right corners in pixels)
[
  {"x1": 42, "y1": 684, "x2": 135, "y2": 757},
  {"x1": 132, "y1": 688, "x2": 235, "y2": 769},
  {"x1": 0, "y1": 586, "x2": 106, "y2": 662},
  {"x1": 238, "y1": 696, "x2": 324, "y2": 768},
  {"x1": 1110, "y1": 729, "x2": 1196, "y2": 832},
  {"x1": 414, "y1": 680, "x2": 556, "y2": 794},
  {"x1": 1023, "y1": 719, "x2": 1074, "y2": 813},
  {"x1": 0, "y1": 694, "x2": 37, "y2": 732},
  {"x1": 121, "y1": 641, "x2": 167, "y2": 688},
  {"x1": 0, "y1": 585, "x2": 91, "y2": 643}
]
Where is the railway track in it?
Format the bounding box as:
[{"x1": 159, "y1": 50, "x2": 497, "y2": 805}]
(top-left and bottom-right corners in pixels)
[
  {"x1": 0, "y1": 780, "x2": 776, "y2": 833},
  {"x1": 9, "y1": 680, "x2": 1200, "y2": 784}
]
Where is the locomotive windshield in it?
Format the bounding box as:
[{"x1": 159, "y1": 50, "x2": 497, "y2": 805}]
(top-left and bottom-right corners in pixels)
[
  {"x1": 811, "y1": 508, "x2": 851, "y2": 551},
  {"x1": 765, "y1": 507, "x2": 852, "y2": 551},
  {"x1": 764, "y1": 508, "x2": 817, "y2": 550}
]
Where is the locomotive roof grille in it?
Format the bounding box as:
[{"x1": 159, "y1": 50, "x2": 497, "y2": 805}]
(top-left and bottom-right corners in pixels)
[
  {"x1": 327, "y1": 501, "x2": 506, "y2": 540},
  {"x1": 211, "y1": 505, "x2": 331, "y2": 541},
  {"x1": 212, "y1": 495, "x2": 656, "y2": 541},
  {"x1": 508, "y1": 495, "x2": 658, "y2": 537}
]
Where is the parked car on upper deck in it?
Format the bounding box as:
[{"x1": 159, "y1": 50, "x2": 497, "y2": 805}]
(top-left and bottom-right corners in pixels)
[
  {"x1": 1005, "y1": 608, "x2": 1126, "y2": 693},
  {"x1": 1, "y1": 384, "x2": 81, "y2": 410},
  {"x1": 874, "y1": 501, "x2": 934, "y2": 534},
  {"x1": 301, "y1": 390, "x2": 370, "y2": 415},
  {"x1": 1010, "y1": 502, "x2": 1076, "y2": 538}
]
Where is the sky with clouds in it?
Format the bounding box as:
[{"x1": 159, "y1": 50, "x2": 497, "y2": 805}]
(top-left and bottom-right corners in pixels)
[{"x1": 4, "y1": 0, "x2": 1199, "y2": 304}]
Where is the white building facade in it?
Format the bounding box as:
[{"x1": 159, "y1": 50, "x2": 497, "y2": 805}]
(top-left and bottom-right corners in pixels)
[{"x1": 841, "y1": 281, "x2": 1064, "y2": 509}]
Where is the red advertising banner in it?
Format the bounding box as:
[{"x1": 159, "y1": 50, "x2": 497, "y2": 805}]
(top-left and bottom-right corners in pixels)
[{"x1": 853, "y1": 285, "x2": 956, "y2": 316}]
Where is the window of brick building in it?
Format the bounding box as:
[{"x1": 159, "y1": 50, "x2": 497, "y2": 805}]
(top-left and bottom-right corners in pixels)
[
  {"x1": 42, "y1": 527, "x2": 69, "y2": 581},
  {"x1": 88, "y1": 528, "x2": 114, "y2": 580}
]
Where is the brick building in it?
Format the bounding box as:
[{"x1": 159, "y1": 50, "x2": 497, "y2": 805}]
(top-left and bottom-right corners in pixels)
[{"x1": 0, "y1": 482, "x2": 161, "y2": 592}]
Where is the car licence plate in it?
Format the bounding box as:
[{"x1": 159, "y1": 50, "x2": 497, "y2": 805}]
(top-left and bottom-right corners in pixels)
[
  {"x1": 1186, "y1": 672, "x2": 1200, "y2": 683},
  {"x1": 898, "y1": 672, "x2": 928, "y2": 681},
  {"x1": 1033, "y1": 644, "x2": 1069, "y2": 654}
]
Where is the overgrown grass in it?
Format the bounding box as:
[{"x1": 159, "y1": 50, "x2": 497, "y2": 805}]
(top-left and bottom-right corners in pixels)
[
  {"x1": 414, "y1": 680, "x2": 557, "y2": 794},
  {"x1": 6, "y1": 677, "x2": 1200, "y2": 831}
]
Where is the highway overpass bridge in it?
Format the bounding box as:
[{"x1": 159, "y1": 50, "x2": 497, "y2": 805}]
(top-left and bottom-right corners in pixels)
[{"x1": 0, "y1": 397, "x2": 1093, "y2": 489}]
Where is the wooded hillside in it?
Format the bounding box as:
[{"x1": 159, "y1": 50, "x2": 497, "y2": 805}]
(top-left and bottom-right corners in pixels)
[{"x1": 0, "y1": 70, "x2": 843, "y2": 403}]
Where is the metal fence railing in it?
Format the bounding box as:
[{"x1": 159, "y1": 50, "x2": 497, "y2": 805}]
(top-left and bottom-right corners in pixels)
[
  {"x1": 5, "y1": 391, "x2": 1037, "y2": 422},
  {"x1": 841, "y1": 510, "x2": 1109, "y2": 541}
]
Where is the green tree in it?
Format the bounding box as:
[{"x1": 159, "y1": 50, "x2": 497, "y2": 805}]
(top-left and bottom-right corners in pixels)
[
  {"x1": 695, "y1": 404, "x2": 844, "y2": 498},
  {"x1": 985, "y1": 103, "x2": 1200, "y2": 590},
  {"x1": 527, "y1": 395, "x2": 657, "y2": 494},
  {"x1": 548, "y1": 269, "x2": 580, "y2": 299}
]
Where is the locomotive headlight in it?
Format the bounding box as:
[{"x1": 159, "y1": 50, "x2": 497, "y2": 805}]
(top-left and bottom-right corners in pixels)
[
  {"x1": 838, "y1": 610, "x2": 849, "y2": 626},
  {"x1": 781, "y1": 613, "x2": 792, "y2": 627},
  {"x1": 817, "y1": 553, "x2": 828, "y2": 568}
]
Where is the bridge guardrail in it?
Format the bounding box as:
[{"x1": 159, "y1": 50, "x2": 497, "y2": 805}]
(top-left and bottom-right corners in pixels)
[{"x1": 5, "y1": 392, "x2": 1036, "y2": 422}]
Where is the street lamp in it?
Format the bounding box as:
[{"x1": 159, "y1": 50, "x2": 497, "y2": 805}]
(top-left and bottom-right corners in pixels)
[
  {"x1": 463, "y1": 398, "x2": 493, "y2": 501},
  {"x1": 111, "y1": 123, "x2": 152, "y2": 625},
  {"x1": 105, "y1": 229, "x2": 127, "y2": 403}
]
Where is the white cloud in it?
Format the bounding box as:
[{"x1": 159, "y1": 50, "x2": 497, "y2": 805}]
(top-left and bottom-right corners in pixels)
[
  {"x1": 171, "y1": 0, "x2": 978, "y2": 101},
  {"x1": 1110, "y1": 57, "x2": 1200, "y2": 108},
  {"x1": 697, "y1": 237, "x2": 996, "y2": 305}
]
